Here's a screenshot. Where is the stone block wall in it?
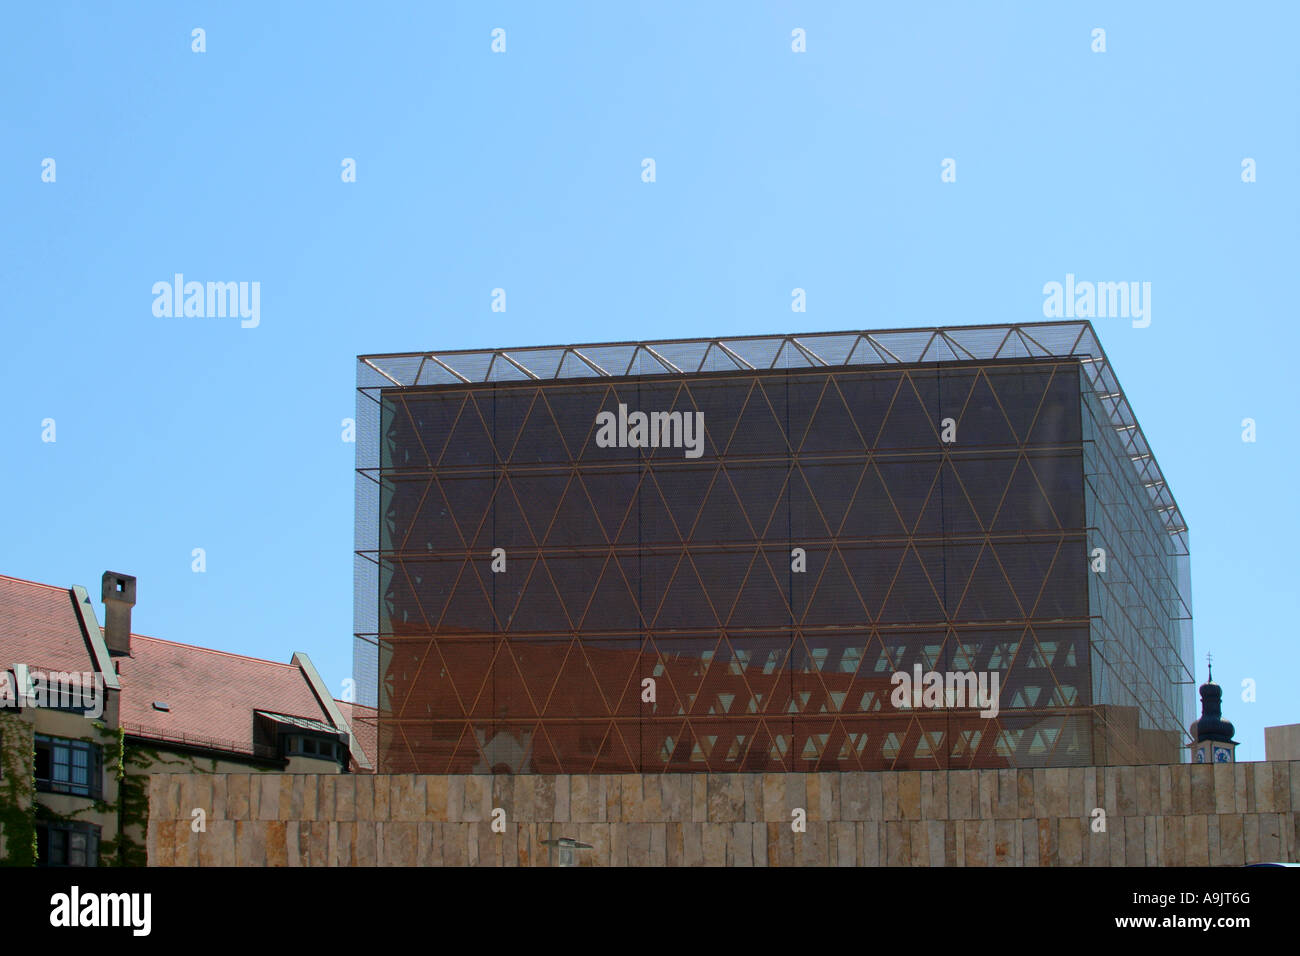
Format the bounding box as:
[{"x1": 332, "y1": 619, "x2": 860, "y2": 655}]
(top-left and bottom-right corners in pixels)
[{"x1": 146, "y1": 761, "x2": 1300, "y2": 866}]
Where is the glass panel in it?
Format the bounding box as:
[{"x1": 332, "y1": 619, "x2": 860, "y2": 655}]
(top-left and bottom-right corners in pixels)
[
  {"x1": 370, "y1": 358, "x2": 1189, "y2": 771},
  {"x1": 69, "y1": 832, "x2": 87, "y2": 867},
  {"x1": 52, "y1": 745, "x2": 70, "y2": 783},
  {"x1": 71, "y1": 747, "x2": 88, "y2": 786}
]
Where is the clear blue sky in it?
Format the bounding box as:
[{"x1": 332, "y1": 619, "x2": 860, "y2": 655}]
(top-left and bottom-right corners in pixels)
[{"x1": 2, "y1": 3, "x2": 1295, "y2": 759}]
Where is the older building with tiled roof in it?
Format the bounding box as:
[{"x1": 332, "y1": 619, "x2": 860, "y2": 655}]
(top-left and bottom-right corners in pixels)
[
  {"x1": 0, "y1": 575, "x2": 118, "y2": 682},
  {"x1": 0, "y1": 570, "x2": 369, "y2": 867},
  {"x1": 116, "y1": 635, "x2": 363, "y2": 769},
  {"x1": 0, "y1": 573, "x2": 121, "y2": 867}
]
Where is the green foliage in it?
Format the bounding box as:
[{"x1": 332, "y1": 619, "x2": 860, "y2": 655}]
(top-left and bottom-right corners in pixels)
[
  {"x1": 0, "y1": 714, "x2": 36, "y2": 867},
  {"x1": 114, "y1": 743, "x2": 157, "y2": 867},
  {"x1": 2, "y1": 718, "x2": 134, "y2": 866},
  {"x1": 3, "y1": 715, "x2": 284, "y2": 867}
]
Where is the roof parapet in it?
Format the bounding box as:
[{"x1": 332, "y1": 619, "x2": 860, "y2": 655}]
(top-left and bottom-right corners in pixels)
[
  {"x1": 71, "y1": 585, "x2": 121, "y2": 691},
  {"x1": 292, "y1": 651, "x2": 374, "y2": 772}
]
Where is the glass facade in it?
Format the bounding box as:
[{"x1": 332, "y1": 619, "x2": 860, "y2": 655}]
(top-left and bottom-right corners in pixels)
[
  {"x1": 1081, "y1": 384, "x2": 1194, "y2": 765},
  {"x1": 354, "y1": 324, "x2": 1194, "y2": 773}
]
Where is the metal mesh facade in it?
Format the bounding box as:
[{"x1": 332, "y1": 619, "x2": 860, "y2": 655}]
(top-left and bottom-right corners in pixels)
[
  {"x1": 1081, "y1": 387, "x2": 1194, "y2": 765},
  {"x1": 354, "y1": 323, "x2": 1194, "y2": 773}
]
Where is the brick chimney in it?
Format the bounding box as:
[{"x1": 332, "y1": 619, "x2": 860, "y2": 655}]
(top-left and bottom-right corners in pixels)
[{"x1": 102, "y1": 571, "x2": 136, "y2": 656}]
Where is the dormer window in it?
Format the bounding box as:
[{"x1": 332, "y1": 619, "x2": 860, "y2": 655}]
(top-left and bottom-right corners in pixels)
[
  {"x1": 283, "y1": 733, "x2": 341, "y2": 761},
  {"x1": 255, "y1": 711, "x2": 347, "y2": 765}
]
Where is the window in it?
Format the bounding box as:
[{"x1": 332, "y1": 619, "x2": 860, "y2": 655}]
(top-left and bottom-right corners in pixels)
[
  {"x1": 37, "y1": 822, "x2": 100, "y2": 867},
  {"x1": 284, "y1": 734, "x2": 340, "y2": 761},
  {"x1": 34, "y1": 735, "x2": 102, "y2": 798}
]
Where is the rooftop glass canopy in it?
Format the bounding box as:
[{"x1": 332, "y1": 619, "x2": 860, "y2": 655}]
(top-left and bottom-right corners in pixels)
[{"x1": 357, "y1": 321, "x2": 1187, "y2": 554}]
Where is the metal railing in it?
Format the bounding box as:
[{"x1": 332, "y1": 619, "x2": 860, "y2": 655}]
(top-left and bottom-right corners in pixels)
[{"x1": 119, "y1": 722, "x2": 280, "y2": 760}]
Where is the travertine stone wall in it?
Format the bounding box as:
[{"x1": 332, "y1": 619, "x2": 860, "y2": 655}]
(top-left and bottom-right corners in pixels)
[{"x1": 146, "y1": 762, "x2": 1300, "y2": 866}]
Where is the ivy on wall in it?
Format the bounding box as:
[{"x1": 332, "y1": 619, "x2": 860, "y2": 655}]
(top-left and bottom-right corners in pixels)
[
  {"x1": 116, "y1": 744, "x2": 194, "y2": 867},
  {"x1": 4, "y1": 710, "x2": 292, "y2": 867},
  {"x1": 0, "y1": 713, "x2": 36, "y2": 867},
  {"x1": 28, "y1": 722, "x2": 126, "y2": 866}
]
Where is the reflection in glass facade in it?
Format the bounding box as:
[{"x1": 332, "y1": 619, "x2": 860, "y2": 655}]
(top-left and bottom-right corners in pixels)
[{"x1": 354, "y1": 324, "x2": 1194, "y2": 773}]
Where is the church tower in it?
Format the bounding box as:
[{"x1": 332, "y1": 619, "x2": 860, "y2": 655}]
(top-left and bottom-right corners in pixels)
[{"x1": 1188, "y1": 657, "x2": 1238, "y2": 764}]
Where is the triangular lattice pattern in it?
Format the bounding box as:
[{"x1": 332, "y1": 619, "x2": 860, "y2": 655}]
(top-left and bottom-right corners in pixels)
[{"x1": 376, "y1": 360, "x2": 1098, "y2": 773}]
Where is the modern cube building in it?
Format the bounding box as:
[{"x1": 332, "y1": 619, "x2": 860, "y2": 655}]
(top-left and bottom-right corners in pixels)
[{"x1": 353, "y1": 322, "x2": 1194, "y2": 774}]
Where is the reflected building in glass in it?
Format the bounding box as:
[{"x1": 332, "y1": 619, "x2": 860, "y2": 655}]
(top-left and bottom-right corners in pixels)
[{"x1": 353, "y1": 323, "x2": 1194, "y2": 773}]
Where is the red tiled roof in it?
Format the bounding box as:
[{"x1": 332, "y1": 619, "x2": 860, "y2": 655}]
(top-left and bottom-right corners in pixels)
[
  {"x1": 0, "y1": 574, "x2": 98, "y2": 675},
  {"x1": 117, "y1": 635, "x2": 332, "y2": 757},
  {"x1": 2, "y1": 572, "x2": 346, "y2": 761},
  {"x1": 334, "y1": 700, "x2": 377, "y2": 772}
]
